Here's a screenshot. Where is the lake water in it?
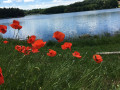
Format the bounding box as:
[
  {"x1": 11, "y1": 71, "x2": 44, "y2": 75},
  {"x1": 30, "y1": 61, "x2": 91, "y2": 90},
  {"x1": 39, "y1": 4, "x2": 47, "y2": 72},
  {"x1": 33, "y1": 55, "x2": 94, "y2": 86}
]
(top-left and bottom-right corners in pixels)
[{"x1": 1, "y1": 8, "x2": 120, "y2": 41}]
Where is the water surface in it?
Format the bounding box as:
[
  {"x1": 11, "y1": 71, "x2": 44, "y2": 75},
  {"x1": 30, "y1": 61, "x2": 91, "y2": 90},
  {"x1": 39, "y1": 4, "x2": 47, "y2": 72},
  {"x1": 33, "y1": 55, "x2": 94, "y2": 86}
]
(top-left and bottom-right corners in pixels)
[{"x1": 0, "y1": 8, "x2": 120, "y2": 41}]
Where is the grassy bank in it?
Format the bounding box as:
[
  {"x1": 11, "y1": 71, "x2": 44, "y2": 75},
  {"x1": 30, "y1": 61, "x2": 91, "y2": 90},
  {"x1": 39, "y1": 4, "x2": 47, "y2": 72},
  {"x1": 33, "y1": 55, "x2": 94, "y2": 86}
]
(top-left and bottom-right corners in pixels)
[{"x1": 0, "y1": 34, "x2": 120, "y2": 90}]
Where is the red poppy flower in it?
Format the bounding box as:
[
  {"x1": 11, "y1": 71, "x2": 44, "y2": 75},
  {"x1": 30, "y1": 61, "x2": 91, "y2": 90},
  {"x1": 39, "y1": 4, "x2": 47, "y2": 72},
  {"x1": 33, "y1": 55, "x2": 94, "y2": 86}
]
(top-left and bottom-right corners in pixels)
[
  {"x1": 53, "y1": 31, "x2": 65, "y2": 42},
  {"x1": 93, "y1": 54, "x2": 103, "y2": 63},
  {"x1": 15, "y1": 45, "x2": 25, "y2": 53},
  {"x1": 31, "y1": 47, "x2": 39, "y2": 53},
  {"x1": 10, "y1": 20, "x2": 22, "y2": 30},
  {"x1": 3, "y1": 40, "x2": 8, "y2": 44},
  {"x1": 15, "y1": 45, "x2": 22, "y2": 52},
  {"x1": 61, "y1": 42, "x2": 72, "y2": 51},
  {"x1": 32, "y1": 39, "x2": 46, "y2": 49},
  {"x1": 72, "y1": 51, "x2": 82, "y2": 59},
  {"x1": 27, "y1": 35, "x2": 36, "y2": 44},
  {"x1": 0, "y1": 25, "x2": 7, "y2": 34},
  {"x1": 13, "y1": 20, "x2": 20, "y2": 25},
  {"x1": 21, "y1": 46, "x2": 26, "y2": 50},
  {"x1": 15, "y1": 45, "x2": 31, "y2": 55},
  {"x1": 10, "y1": 24, "x2": 22, "y2": 29},
  {"x1": 47, "y1": 49, "x2": 57, "y2": 57},
  {"x1": 21, "y1": 46, "x2": 31, "y2": 55},
  {"x1": 0, "y1": 67, "x2": 4, "y2": 85}
]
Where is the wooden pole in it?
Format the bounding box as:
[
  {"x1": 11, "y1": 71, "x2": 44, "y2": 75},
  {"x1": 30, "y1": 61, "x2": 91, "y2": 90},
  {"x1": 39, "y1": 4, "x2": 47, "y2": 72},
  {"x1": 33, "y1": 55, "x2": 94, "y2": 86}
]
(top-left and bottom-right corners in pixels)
[{"x1": 96, "y1": 51, "x2": 120, "y2": 55}]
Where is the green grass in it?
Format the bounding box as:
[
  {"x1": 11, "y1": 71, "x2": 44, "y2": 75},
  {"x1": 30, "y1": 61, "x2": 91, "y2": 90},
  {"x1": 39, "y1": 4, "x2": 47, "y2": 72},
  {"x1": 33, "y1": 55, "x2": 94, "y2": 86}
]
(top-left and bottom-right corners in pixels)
[
  {"x1": 118, "y1": 5, "x2": 120, "y2": 8},
  {"x1": 0, "y1": 34, "x2": 120, "y2": 90}
]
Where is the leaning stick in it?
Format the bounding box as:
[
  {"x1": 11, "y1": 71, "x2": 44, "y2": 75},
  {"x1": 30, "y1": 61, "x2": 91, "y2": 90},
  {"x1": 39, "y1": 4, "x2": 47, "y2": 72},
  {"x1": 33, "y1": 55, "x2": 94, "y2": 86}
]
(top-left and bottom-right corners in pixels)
[{"x1": 96, "y1": 51, "x2": 120, "y2": 55}]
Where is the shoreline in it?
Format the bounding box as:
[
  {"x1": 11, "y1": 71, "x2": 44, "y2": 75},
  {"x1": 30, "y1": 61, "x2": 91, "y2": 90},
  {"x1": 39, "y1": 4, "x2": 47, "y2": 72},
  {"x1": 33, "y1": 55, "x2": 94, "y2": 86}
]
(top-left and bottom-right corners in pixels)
[{"x1": 0, "y1": 8, "x2": 120, "y2": 19}]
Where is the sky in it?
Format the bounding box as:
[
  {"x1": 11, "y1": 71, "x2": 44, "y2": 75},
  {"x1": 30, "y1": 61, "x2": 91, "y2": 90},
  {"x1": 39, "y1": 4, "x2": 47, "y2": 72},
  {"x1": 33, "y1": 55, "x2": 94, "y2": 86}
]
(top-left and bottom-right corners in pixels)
[{"x1": 0, "y1": 0, "x2": 84, "y2": 10}]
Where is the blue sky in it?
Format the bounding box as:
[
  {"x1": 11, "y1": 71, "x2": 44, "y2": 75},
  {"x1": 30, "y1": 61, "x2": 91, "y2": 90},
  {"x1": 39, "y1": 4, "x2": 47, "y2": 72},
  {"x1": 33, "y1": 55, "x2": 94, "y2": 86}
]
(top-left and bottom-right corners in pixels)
[{"x1": 0, "y1": 0, "x2": 84, "y2": 10}]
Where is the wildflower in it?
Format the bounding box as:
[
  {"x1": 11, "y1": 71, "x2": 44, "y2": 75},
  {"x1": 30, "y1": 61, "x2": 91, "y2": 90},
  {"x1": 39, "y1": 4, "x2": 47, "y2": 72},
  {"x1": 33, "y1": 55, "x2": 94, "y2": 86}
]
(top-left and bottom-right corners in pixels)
[
  {"x1": 10, "y1": 20, "x2": 22, "y2": 30},
  {"x1": 15, "y1": 45, "x2": 25, "y2": 52},
  {"x1": 32, "y1": 39, "x2": 46, "y2": 49},
  {"x1": 0, "y1": 67, "x2": 4, "y2": 85},
  {"x1": 72, "y1": 51, "x2": 82, "y2": 59},
  {"x1": 47, "y1": 49, "x2": 57, "y2": 57},
  {"x1": 27, "y1": 35, "x2": 36, "y2": 44},
  {"x1": 13, "y1": 20, "x2": 20, "y2": 25},
  {"x1": 31, "y1": 47, "x2": 39, "y2": 53},
  {"x1": 15, "y1": 45, "x2": 22, "y2": 52},
  {"x1": 15, "y1": 45, "x2": 32, "y2": 55},
  {"x1": 93, "y1": 54, "x2": 103, "y2": 63},
  {"x1": 15, "y1": 45, "x2": 26, "y2": 53},
  {"x1": 61, "y1": 42, "x2": 72, "y2": 51},
  {"x1": 53, "y1": 31, "x2": 65, "y2": 42},
  {"x1": 0, "y1": 25, "x2": 7, "y2": 34},
  {"x1": 21, "y1": 46, "x2": 31, "y2": 55},
  {"x1": 3, "y1": 40, "x2": 8, "y2": 44}
]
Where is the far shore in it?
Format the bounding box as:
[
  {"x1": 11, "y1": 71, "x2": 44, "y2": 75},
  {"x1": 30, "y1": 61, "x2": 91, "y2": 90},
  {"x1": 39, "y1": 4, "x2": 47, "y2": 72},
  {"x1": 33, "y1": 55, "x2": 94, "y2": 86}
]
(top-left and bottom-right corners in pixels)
[{"x1": 0, "y1": 8, "x2": 120, "y2": 19}]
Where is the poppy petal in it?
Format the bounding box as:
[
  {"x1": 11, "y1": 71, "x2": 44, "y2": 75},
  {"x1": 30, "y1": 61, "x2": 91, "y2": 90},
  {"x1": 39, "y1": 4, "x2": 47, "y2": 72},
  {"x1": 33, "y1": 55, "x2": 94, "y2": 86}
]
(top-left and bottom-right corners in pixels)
[{"x1": 53, "y1": 31, "x2": 65, "y2": 42}]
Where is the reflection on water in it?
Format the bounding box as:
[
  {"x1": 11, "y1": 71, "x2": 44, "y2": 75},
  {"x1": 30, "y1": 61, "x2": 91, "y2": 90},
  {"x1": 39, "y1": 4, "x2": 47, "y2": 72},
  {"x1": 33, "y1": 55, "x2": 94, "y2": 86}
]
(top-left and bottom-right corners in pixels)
[{"x1": 0, "y1": 8, "x2": 120, "y2": 41}]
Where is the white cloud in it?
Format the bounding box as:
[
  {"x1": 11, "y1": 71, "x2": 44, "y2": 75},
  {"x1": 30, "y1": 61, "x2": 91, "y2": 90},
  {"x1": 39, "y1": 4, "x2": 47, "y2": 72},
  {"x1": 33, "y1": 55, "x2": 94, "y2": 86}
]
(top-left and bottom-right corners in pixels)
[
  {"x1": 3, "y1": 0, "x2": 12, "y2": 3},
  {"x1": 16, "y1": 0, "x2": 22, "y2": 2},
  {"x1": 53, "y1": 0, "x2": 63, "y2": 2},
  {"x1": 24, "y1": 0, "x2": 34, "y2": 2},
  {"x1": 53, "y1": 0, "x2": 83, "y2": 3},
  {"x1": 2, "y1": 0, "x2": 84, "y2": 9},
  {"x1": 3, "y1": 0, "x2": 22, "y2": 3},
  {"x1": 22, "y1": 0, "x2": 84, "y2": 9}
]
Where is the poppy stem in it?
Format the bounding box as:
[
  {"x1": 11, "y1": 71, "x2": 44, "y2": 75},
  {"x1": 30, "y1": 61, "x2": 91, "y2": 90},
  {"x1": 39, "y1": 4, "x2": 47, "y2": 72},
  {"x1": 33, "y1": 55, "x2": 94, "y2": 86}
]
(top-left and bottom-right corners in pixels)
[
  {"x1": 16, "y1": 30, "x2": 19, "y2": 40},
  {"x1": 16, "y1": 31, "x2": 17, "y2": 39},
  {"x1": 53, "y1": 41, "x2": 59, "y2": 48},
  {"x1": 13, "y1": 30, "x2": 15, "y2": 39},
  {"x1": 19, "y1": 55, "x2": 25, "y2": 60},
  {"x1": 17, "y1": 30, "x2": 19, "y2": 40}
]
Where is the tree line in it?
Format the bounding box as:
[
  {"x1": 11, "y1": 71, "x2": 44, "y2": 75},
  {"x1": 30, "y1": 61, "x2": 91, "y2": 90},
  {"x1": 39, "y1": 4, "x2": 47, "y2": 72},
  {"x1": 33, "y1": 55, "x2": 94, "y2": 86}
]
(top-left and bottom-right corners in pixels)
[
  {"x1": 25, "y1": 0, "x2": 118, "y2": 15},
  {"x1": 0, "y1": 0, "x2": 118, "y2": 18},
  {"x1": 0, "y1": 8, "x2": 25, "y2": 18}
]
